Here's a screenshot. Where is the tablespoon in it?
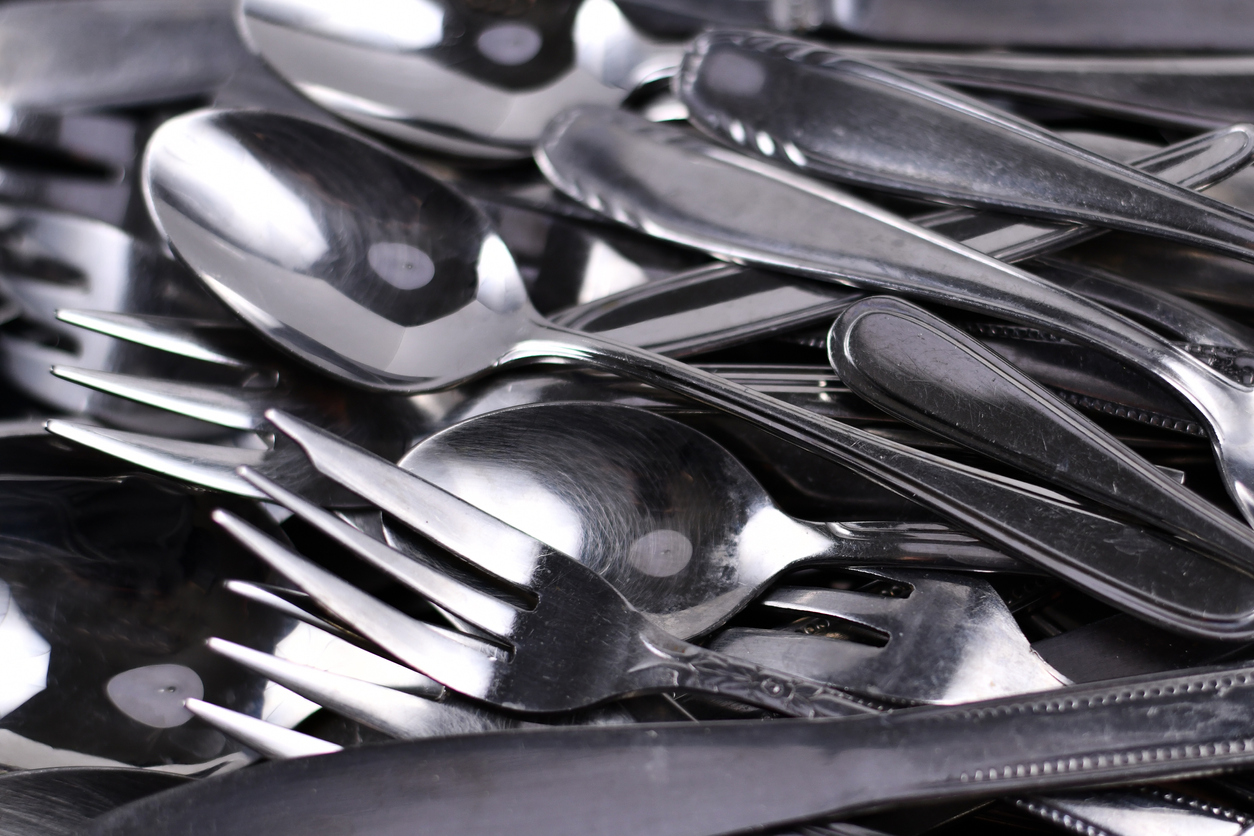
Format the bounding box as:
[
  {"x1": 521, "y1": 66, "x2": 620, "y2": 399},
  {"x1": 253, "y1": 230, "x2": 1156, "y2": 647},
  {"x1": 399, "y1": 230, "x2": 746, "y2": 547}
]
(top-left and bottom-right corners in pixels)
[
  {"x1": 678, "y1": 31, "x2": 1254, "y2": 265},
  {"x1": 830, "y1": 297, "x2": 1254, "y2": 568},
  {"x1": 537, "y1": 107, "x2": 1254, "y2": 537},
  {"x1": 237, "y1": 0, "x2": 685, "y2": 158},
  {"x1": 142, "y1": 108, "x2": 1254, "y2": 638}
]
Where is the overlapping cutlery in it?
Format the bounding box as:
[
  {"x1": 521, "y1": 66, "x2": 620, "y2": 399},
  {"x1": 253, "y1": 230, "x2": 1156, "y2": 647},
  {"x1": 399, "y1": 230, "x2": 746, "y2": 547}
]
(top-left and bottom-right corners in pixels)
[{"x1": 9, "y1": 1, "x2": 1254, "y2": 833}]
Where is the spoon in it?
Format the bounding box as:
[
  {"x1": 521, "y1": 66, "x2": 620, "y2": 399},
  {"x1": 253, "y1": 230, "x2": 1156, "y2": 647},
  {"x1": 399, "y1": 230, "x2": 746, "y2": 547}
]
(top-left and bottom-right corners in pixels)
[
  {"x1": 536, "y1": 106, "x2": 1254, "y2": 535},
  {"x1": 678, "y1": 30, "x2": 1254, "y2": 265},
  {"x1": 237, "y1": 0, "x2": 683, "y2": 159},
  {"x1": 141, "y1": 107, "x2": 1254, "y2": 639},
  {"x1": 384, "y1": 401, "x2": 1021, "y2": 640},
  {"x1": 830, "y1": 296, "x2": 1254, "y2": 569}
]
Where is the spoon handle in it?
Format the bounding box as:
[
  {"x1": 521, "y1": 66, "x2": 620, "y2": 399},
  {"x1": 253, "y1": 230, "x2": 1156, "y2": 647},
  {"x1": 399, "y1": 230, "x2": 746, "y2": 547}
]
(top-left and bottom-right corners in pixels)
[
  {"x1": 554, "y1": 122, "x2": 1254, "y2": 356},
  {"x1": 518, "y1": 321, "x2": 1254, "y2": 640},
  {"x1": 678, "y1": 30, "x2": 1254, "y2": 264},
  {"x1": 817, "y1": 48, "x2": 1254, "y2": 132},
  {"x1": 830, "y1": 296, "x2": 1254, "y2": 568},
  {"x1": 537, "y1": 107, "x2": 1254, "y2": 525}
]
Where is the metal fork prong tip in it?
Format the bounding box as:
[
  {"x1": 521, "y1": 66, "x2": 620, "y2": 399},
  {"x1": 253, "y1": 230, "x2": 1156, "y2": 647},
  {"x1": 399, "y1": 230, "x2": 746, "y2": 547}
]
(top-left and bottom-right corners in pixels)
[{"x1": 184, "y1": 697, "x2": 342, "y2": 759}]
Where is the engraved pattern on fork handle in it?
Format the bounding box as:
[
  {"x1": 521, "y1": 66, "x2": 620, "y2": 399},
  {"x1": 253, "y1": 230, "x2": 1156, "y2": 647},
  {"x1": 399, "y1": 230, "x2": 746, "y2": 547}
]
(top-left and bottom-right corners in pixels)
[{"x1": 636, "y1": 638, "x2": 884, "y2": 718}]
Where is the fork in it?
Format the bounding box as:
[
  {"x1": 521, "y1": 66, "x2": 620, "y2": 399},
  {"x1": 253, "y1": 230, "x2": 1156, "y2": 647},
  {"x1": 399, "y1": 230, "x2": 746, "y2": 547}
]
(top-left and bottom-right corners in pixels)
[{"x1": 213, "y1": 457, "x2": 884, "y2": 717}]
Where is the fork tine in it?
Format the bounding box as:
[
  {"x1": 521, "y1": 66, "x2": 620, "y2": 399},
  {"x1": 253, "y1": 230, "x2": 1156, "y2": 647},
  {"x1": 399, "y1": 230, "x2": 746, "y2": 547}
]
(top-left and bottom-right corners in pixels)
[
  {"x1": 237, "y1": 467, "x2": 520, "y2": 639},
  {"x1": 44, "y1": 419, "x2": 266, "y2": 496},
  {"x1": 57, "y1": 309, "x2": 256, "y2": 368},
  {"x1": 213, "y1": 509, "x2": 504, "y2": 701},
  {"x1": 761, "y1": 587, "x2": 909, "y2": 635},
  {"x1": 265, "y1": 409, "x2": 547, "y2": 586},
  {"x1": 222, "y1": 584, "x2": 445, "y2": 695},
  {"x1": 208, "y1": 638, "x2": 505, "y2": 740},
  {"x1": 184, "y1": 698, "x2": 342, "y2": 759},
  {"x1": 224, "y1": 579, "x2": 363, "y2": 644},
  {"x1": 52, "y1": 366, "x2": 268, "y2": 431}
]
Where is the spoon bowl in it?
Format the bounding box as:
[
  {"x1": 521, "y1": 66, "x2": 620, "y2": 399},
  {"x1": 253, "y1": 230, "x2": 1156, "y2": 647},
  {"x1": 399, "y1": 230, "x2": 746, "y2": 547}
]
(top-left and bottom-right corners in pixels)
[
  {"x1": 143, "y1": 107, "x2": 1254, "y2": 640},
  {"x1": 388, "y1": 401, "x2": 1015, "y2": 638}
]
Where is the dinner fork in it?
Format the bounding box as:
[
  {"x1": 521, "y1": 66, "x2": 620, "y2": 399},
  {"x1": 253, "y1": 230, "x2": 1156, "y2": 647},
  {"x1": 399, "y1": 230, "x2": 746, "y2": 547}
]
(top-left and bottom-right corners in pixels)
[{"x1": 213, "y1": 461, "x2": 885, "y2": 717}]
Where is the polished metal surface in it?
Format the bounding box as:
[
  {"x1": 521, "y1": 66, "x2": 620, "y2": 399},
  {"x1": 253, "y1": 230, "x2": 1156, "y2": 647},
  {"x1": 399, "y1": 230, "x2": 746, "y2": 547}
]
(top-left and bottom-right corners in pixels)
[
  {"x1": 552, "y1": 125, "x2": 1254, "y2": 357},
  {"x1": 830, "y1": 296, "x2": 1254, "y2": 568},
  {"x1": 825, "y1": 0, "x2": 1254, "y2": 50},
  {"x1": 141, "y1": 108, "x2": 1254, "y2": 639},
  {"x1": 238, "y1": 0, "x2": 681, "y2": 158},
  {"x1": 84, "y1": 662, "x2": 1254, "y2": 836},
  {"x1": 0, "y1": 0, "x2": 246, "y2": 112},
  {"x1": 388, "y1": 401, "x2": 1020, "y2": 639},
  {"x1": 219, "y1": 451, "x2": 882, "y2": 717},
  {"x1": 831, "y1": 47, "x2": 1254, "y2": 132},
  {"x1": 0, "y1": 474, "x2": 282, "y2": 773},
  {"x1": 0, "y1": 205, "x2": 232, "y2": 429},
  {"x1": 538, "y1": 106, "x2": 1254, "y2": 541},
  {"x1": 713, "y1": 568, "x2": 1067, "y2": 705},
  {"x1": 679, "y1": 31, "x2": 1254, "y2": 264}
]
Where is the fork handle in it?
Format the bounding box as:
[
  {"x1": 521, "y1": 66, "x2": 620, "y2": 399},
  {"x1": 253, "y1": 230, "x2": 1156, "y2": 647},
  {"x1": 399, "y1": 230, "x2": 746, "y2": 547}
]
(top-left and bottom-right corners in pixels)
[{"x1": 632, "y1": 632, "x2": 886, "y2": 718}]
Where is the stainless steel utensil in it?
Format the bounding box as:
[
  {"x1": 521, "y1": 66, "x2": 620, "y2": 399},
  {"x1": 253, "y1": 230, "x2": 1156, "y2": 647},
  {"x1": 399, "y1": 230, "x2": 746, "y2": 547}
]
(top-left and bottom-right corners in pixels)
[
  {"x1": 537, "y1": 107, "x2": 1254, "y2": 539},
  {"x1": 0, "y1": 0, "x2": 246, "y2": 113},
  {"x1": 678, "y1": 31, "x2": 1254, "y2": 265},
  {"x1": 829, "y1": 296, "x2": 1254, "y2": 566},
  {"x1": 237, "y1": 0, "x2": 682, "y2": 158},
  {"x1": 83, "y1": 661, "x2": 1254, "y2": 836},
  {"x1": 219, "y1": 463, "x2": 881, "y2": 717},
  {"x1": 825, "y1": 48, "x2": 1254, "y2": 132},
  {"x1": 0, "y1": 205, "x2": 232, "y2": 428},
  {"x1": 140, "y1": 107, "x2": 1254, "y2": 638}
]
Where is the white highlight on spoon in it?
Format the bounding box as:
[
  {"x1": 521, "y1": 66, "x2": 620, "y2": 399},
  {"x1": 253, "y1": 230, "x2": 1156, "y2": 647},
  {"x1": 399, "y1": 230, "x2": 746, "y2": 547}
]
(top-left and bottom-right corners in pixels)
[
  {"x1": 106, "y1": 664, "x2": 204, "y2": 728},
  {"x1": 628, "y1": 530, "x2": 693, "y2": 577},
  {"x1": 477, "y1": 23, "x2": 542, "y2": 66},
  {"x1": 152, "y1": 121, "x2": 328, "y2": 270},
  {"x1": 247, "y1": 0, "x2": 445, "y2": 52},
  {"x1": 368, "y1": 242, "x2": 435, "y2": 290},
  {"x1": 0, "y1": 580, "x2": 50, "y2": 720}
]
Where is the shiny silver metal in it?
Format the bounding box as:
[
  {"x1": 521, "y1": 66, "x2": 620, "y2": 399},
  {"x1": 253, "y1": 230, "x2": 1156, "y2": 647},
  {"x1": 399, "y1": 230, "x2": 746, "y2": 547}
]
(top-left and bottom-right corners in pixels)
[
  {"x1": 831, "y1": 296, "x2": 1254, "y2": 568},
  {"x1": 537, "y1": 106, "x2": 1254, "y2": 541},
  {"x1": 827, "y1": 47, "x2": 1254, "y2": 133},
  {"x1": 715, "y1": 570, "x2": 1254, "y2": 836},
  {"x1": 386, "y1": 401, "x2": 1020, "y2": 639},
  {"x1": 216, "y1": 463, "x2": 881, "y2": 717},
  {"x1": 41, "y1": 363, "x2": 908, "y2": 506},
  {"x1": 238, "y1": 0, "x2": 682, "y2": 159},
  {"x1": 678, "y1": 31, "x2": 1254, "y2": 265},
  {"x1": 552, "y1": 124, "x2": 1254, "y2": 357},
  {"x1": 82, "y1": 662, "x2": 1254, "y2": 836},
  {"x1": 140, "y1": 108, "x2": 1254, "y2": 638},
  {"x1": 0, "y1": 0, "x2": 246, "y2": 112},
  {"x1": 823, "y1": 0, "x2": 1254, "y2": 51},
  {"x1": 183, "y1": 699, "x2": 342, "y2": 760},
  {"x1": 714, "y1": 569, "x2": 1066, "y2": 704},
  {"x1": 0, "y1": 205, "x2": 231, "y2": 430}
]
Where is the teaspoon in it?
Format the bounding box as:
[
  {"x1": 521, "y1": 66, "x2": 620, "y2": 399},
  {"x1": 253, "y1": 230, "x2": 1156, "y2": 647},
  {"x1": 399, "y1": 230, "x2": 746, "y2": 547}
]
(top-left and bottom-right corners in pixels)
[
  {"x1": 141, "y1": 108, "x2": 1254, "y2": 639},
  {"x1": 384, "y1": 401, "x2": 1018, "y2": 640}
]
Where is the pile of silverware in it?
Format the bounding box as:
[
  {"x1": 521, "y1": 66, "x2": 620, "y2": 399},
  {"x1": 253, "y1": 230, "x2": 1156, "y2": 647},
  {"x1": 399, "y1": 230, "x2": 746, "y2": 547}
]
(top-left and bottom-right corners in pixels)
[{"x1": 7, "y1": 0, "x2": 1254, "y2": 833}]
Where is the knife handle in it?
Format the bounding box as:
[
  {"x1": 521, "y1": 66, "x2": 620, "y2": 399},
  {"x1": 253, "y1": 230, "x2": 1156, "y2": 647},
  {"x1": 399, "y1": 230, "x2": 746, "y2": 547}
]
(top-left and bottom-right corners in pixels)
[
  {"x1": 830, "y1": 295, "x2": 1254, "y2": 569},
  {"x1": 84, "y1": 664, "x2": 1254, "y2": 836}
]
